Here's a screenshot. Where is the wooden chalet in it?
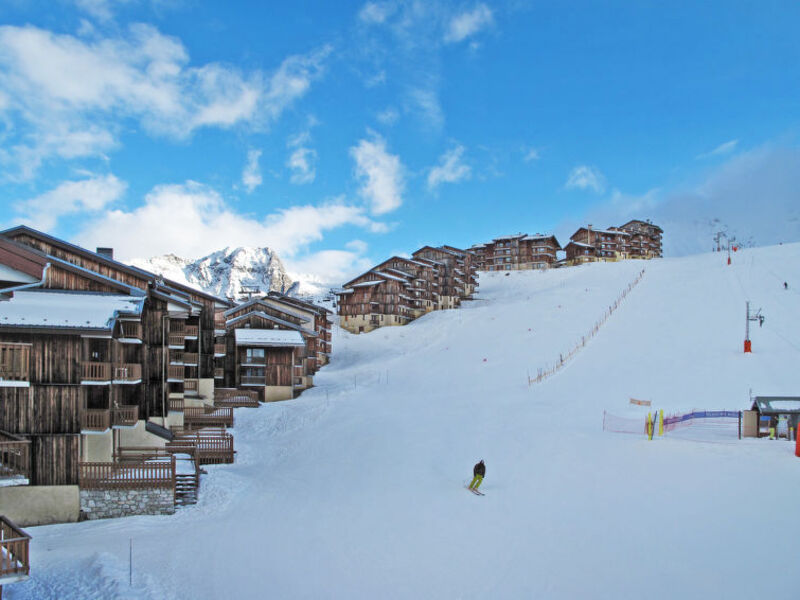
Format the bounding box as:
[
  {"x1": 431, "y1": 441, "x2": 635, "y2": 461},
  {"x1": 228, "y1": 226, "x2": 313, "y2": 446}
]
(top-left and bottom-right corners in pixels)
[
  {"x1": 411, "y1": 246, "x2": 471, "y2": 309},
  {"x1": 337, "y1": 270, "x2": 414, "y2": 334},
  {"x1": 265, "y1": 292, "x2": 333, "y2": 366},
  {"x1": 565, "y1": 221, "x2": 662, "y2": 265},
  {"x1": 471, "y1": 233, "x2": 561, "y2": 271},
  {"x1": 0, "y1": 227, "x2": 232, "y2": 490},
  {"x1": 217, "y1": 295, "x2": 328, "y2": 401}
]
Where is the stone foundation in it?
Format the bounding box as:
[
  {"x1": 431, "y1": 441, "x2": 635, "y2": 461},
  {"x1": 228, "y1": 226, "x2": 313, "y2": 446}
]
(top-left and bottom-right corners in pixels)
[{"x1": 80, "y1": 488, "x2": 175, "y2": 520}]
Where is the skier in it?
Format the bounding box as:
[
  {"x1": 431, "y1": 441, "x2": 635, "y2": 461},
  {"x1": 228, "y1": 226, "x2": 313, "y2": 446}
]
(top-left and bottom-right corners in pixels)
[
  {"x1": 468, "y1": 459, "x2": 486, "y2": 492},
  {"x1": 784, "y1": 282, "x2": 788, "y2": 290}
]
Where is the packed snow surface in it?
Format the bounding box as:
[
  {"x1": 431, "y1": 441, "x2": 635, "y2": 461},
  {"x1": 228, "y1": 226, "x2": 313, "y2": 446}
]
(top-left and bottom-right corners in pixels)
[{"x1": 10, "y1": 244, "x2": 800, "y2": 599}]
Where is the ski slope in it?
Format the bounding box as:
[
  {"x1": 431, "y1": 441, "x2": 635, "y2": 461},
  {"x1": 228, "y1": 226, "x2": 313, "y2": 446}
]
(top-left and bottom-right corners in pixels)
[{"x1": 10, "y1": 244, "x2": 800, "y2": 600}]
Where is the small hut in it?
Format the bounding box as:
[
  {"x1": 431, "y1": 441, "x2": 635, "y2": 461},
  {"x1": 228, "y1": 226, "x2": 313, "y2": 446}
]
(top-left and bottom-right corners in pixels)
[{"x1": 743, "y1": 397, "x2": 800, "y2": 439}]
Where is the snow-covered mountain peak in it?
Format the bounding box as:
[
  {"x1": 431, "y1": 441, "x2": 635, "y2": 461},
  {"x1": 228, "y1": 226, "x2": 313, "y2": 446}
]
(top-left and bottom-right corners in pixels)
[{"x1": 131, "y1": 246, "x2": 295, "y2": 301}]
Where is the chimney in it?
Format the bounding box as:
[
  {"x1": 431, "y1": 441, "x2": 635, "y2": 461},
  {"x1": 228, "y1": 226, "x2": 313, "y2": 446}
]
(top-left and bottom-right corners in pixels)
[{"x1": 96, "y1": 247, "x2": 114, "y2": 260}]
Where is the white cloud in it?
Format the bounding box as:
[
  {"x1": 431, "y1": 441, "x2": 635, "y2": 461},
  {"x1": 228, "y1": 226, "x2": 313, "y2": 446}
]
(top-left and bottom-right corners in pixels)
[
  {"x1": 428, "y1": 144, "x2": 471, "y2": 189},
  {"x1": 523, "y1": 147, "x2": 540, "y2": 162},
  {"x1": 286, "y1": 248, "x2": 374, "y2": 288},
  {"x1": 697, "y1": 139, "x2": 739, "y2": 159},
  {"x1": 14, "y1": 174, "x2": 127, "y2": 230},
  {"x1": 242, "y1": 149, "x2": 262, "y2": 193},
  {"x1": 376, "y1": 107, "x2": 399, "y2": 125},
  {"x1": 565, "y1": 165, "x2": 607, "y2": 193},
  {"x1": 76, "y1": 182, "x2": 387, "y2": 261},
  {"x1": 286, "y1": 129, "x2": 317, "y2": 185},
  {"x1": 444, "y1": 4, "x2": 493, "y2": 43},
  {"x1": 350, "y1": 131, "x2": 405, "y2": 215},
  {"x1": 0, "y1": 24, "x2": 331, "y2": 178},
  {"x1": 358, "y1": 2, "x2": 397, "y2": 25},
  {"x1": 407, "y1": 87, "x2": 444, "y2": 129}
]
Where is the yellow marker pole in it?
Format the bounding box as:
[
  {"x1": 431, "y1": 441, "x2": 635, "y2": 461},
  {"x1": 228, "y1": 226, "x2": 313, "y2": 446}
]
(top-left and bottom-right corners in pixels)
[
  {"x1": 646, "y1": 412, "x2": 652, "y2": 440},
  {"x1": 659, "y1": 409, "x2": 664, "y2": 436}
]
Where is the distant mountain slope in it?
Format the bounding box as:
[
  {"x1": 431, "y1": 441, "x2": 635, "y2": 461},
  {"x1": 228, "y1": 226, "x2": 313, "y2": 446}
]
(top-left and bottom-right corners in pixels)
[{"x1": 131, "y1": 246, "x2": 295, "y2": 301}]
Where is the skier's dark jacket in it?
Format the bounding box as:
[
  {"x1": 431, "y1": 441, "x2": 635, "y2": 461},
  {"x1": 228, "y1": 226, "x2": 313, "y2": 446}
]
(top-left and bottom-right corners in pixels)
[{"x1": 473, "y1": 461, "x2": 485, "y2": 477}]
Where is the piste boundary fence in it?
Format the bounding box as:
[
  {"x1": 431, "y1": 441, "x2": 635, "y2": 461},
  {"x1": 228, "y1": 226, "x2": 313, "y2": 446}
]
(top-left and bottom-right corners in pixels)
[
  {"x1": 528, "y1": 268, "x2": 646, "y2": 386},
  {"x1": 603, "y1": 408, "x2": 742, "y2": 441}
]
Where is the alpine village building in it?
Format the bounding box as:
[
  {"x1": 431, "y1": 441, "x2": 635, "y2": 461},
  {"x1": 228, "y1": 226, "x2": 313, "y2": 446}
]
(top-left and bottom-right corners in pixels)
[
  {"x1": 336, "y1": 245, "x2": 478, "y2": 334},
  {"x1": 469, "y1": 234, "x2": 562, "y2": 271},
  {"x1": 0, "y1": 225, "x2": 331, "y2": 534},
  {"x1": 564, "y1": 220, "x2": 663, "y2": 265}
]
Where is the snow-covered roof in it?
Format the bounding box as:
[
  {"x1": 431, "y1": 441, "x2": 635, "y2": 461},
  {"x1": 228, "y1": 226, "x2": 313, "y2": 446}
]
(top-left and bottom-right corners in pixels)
[
  {"x1": 373, "y1": 270, "x2": 410, "y2": 282},
  {"x1": 0, "y1": 290, "x2": 144, "y2": 331},
  {"x1": 492, "y1": 234, "x2": 526, "y2": 242},
  {"x1": 522, "y1": 234, "x2": 554, "y2": 241},
  {"x1": 568, "y1": 241, "x2": 596, "y2": 249},
  {"x1": 235, "y1": 328, "x2": 305, "y2": 347},
  {"x1": 350, "y1": 280, "x2": 385, "y2": 288}
]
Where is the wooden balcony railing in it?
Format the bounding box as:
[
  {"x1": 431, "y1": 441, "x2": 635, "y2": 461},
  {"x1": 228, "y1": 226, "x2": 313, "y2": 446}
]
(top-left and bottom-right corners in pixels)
[
  {"x1": 0, "y1": 431, "x2": 30, "y2": 481},
  {"x1": 214, "y1": 367, "x2": 224, "y2": 379},
  {"x1": 241, "y1": 375, "x2": 265, "y2": 386},
  {"x1": 81, "y1": 409, "x2": 111, "y2": 432},
  {"x1": 169, "y1": 350, "x2": 184, "y2": 365},
  {"x1": 81, "y1": 362, "x2": 111, "y2": 383},
  {"x1": 111, "y1": 405, "x2": 139, "y2": 427},
  {"x1": 184, "y1": 406, "x2": 233, "y2": 428},
  {"x1": 167, "y1": 431, "x2": 234, "y2": 465},
  {"x1": 214, "y1": 314, "x2": 227, "y2": 331},
  {"x1": 168, "y1": 334, "x2": 186, "y2": 348},
  {"x1": 112, "y1": 364, "x2": 141, "y2": 383},
  {"x1": 0, "y1": 343, "x2": 31, "y2": 384},
  {"x1": 214, "y1": 388, "x2": 259, "y2": 408},
  {"x1": 170, "y1": 320, "x2": 185, "y2": 334},
  {"x1": 167, "y1": 365, "x2": 185, "y2": 381},
  {"x1": 79, "y1": 457, "x2": 175, "y2": 490},
  {"x1": 182, "y1": 352, "x2": 199, "y2": 366},
  {"x1": 118, "y1": 321, "x2": 143, "y2": 341},
  {"x1": 184, "y1": 325, "x2": 199, "y2": 338},
  {"x1": 241, "y1": 356, "x2": 266, "y2": 365},
  {"x1": 184, "y1": 379, "x2": 199, "y2": 394},
  {"x1": 168, "y1": 398, "x2": 185, "y2": 413},
  {"x1": 293, "y1": 365, "x2": 305, "y2": 376},
  {"x1": 0, "y1": 516, "x2": 31, "y2": 581},
  {"x1": 214, "y1": 344, "x2": 226, "y2": 356}
]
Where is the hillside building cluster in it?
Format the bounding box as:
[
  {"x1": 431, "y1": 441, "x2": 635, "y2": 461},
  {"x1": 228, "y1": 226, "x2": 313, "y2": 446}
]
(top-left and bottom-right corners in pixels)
[
  {"x1": 470, "y1": 220, "x2": 662, "y2": 271},
  {"x1": 336, "y1": 245, "x2": 478, "y2": 334},
  {"x1": 0, "y1": 225, "x2": 330, "y2": 533}
]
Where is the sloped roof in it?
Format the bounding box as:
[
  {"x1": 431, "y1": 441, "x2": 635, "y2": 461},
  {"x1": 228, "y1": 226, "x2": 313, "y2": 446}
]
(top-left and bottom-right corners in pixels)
[{"x1": 235, "y1": 328, "x2": 305, "y2": 347}]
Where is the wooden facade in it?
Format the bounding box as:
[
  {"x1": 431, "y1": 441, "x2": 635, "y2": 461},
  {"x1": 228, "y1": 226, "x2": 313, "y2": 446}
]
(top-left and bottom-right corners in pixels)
[
  {"x1": 336, "y1": 244, "x2": 479, "y2": 334},
  {"x1": 565, "y1": 220, "x2": 663, "y2": 265},
  {"x1": 471, "y1": 234, "x2": 562, "y2": 272}
]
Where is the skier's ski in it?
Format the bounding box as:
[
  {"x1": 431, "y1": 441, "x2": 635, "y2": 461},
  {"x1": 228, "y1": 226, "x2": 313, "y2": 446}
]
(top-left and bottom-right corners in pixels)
[{"x1": 464, "y1": 485, "x2": 485, "y2": 496}]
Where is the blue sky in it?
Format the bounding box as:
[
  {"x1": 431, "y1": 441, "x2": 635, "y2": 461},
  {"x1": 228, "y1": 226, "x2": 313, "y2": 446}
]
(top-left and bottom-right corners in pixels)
[{"x1": 1, "y1": 1, "x2": 799, "y2": 285}]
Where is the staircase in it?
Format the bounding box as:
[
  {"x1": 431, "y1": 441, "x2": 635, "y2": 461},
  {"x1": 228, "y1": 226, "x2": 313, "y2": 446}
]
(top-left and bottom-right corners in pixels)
[{"x1": 175, "y1": 472, "x2": 199, "y2": 506}]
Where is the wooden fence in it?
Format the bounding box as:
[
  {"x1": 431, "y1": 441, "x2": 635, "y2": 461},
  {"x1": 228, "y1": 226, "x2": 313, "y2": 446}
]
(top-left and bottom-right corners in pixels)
[
  {"x1": 80, "y1": 409, "x2": 111, "y2": 432},
  {"x1": 111, "y1": 405, "x2": 139, "y2": 427},
  {"x1": 214, "y1": 388, "x2": 260, "y2": 408},
  {"x1": 81, "y1": 362, "x2": 111, "y2": 382},
  {"x1": 168, "y1": 398, "x2": 185, "y2": 413},
  {"x1": 0, "y1": 516, "x2": 30, "y2": 581},
  {"x1": 0, "y1": 431, "x2": 30, "y2": 480},
  {"x1": 79, "y1": 457, "x2": 175, "y2": 490},
  {"x1": 528, "y1": 269, "x2": 646, "y2": 386},
  {"x1": 184, "y1": 406, "x2": 233, "y2": 428},
  {"x1": 167, "y1": 431, "x2": 234, "y2": 464}
]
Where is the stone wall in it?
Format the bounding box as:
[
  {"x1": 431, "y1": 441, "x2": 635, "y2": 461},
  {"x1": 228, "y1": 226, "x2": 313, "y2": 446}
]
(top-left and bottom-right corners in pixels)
[{"x1": 80, "y1": 488, "x2": 175, "y2": 520}]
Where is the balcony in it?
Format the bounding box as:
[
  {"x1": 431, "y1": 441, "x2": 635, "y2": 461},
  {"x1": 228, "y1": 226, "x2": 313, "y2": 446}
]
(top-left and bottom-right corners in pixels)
[
  {"x1": 241, "y1": 375, "x2": 265, "y2": 386},
  {"x1": 0, "y1": 516, "x2": 30, "y2": 586},
  {"x1": 214, "y1": 367, "x2": 224, "y2": 379},
  {"x1": 182, "y1": 352, "x2": 199, "y2": 366},
  {"x1": 167, "y1": 365, "x2": 185, "y2": 382},
  {"x1": 111, "y1": 405, "x2": 139, "y2": 428},
  {"x1": 112, "y1": 364, "x2": 142, "y2": 384},
  {"x1": 184, "y1": 325, "x2": 199, "y2": 340},
  {"x1": 0, "y1": 430, "x2": 30, "y2": 483},
  {"x1": 81, "y1": 362, "x2": 112, "y2": 385},
  {"x1": 168, "y1": 334, "x2": 186, "y2": 349},
  {"x1": 169, "y1": 350, "x2": 184, "y2": 365},
  {"x1": 214, "y1": 343, "x2": 226, "y2": 357},
  {"x1": 184, "y1": 379, "x2": 199, "y2": 396},
  {"x1": 168, "y1": 398, "x2": 184, "y2": 413},
  {"x1": 214, "y1": 314, "x2": 227, "y2": 333},
  {"x1": 183, "y1": 406, "x2": 233, "y2": 429},
  {"x1": 241, "y1": 356, "x2": 266, "y2": 366},
  {"x1": 81, "y1": 409, "x2": 111, "y2": 432},
  {"x1": 118, "y1": 321, "x2": 143, "y2": 343},
  {"x1": 0, "y1": 343, "x2": 30, "y2": 387}
]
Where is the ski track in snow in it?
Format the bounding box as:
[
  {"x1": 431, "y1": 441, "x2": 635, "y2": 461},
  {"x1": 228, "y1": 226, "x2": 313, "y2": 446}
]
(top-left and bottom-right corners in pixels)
[{"x1": 8, "y1": 244, "x2": 800, "y2": 600}]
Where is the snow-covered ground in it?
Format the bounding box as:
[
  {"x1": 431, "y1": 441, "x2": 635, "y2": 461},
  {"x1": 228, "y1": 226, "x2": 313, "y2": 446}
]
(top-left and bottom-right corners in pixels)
[{"x1": 9, "y1": 244, "x2": 800, "y2": 599}]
